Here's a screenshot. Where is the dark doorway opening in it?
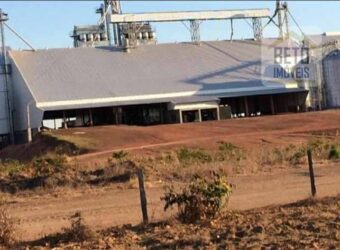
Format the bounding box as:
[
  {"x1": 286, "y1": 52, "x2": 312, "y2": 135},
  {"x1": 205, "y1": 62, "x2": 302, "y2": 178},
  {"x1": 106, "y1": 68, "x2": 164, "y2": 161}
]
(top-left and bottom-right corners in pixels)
[
  {"x1": 182, "y1": 110, "x2": 199, "y2": 123},
  {"x1": 201, "y1": 108, "x2": 217, "y2": 121},
  {"x1": 0, "y1": 134, "x2": 9, "y2": 149},
  {"x1": 122, "y1": 103, "x2": 167, "y2": 125}
]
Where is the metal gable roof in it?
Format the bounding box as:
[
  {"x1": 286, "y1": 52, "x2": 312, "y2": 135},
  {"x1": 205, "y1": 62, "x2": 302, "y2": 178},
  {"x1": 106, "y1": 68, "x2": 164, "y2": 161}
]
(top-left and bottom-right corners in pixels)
[{"x1": 9, "y1": 40, "x2": 304, "y2": 110}]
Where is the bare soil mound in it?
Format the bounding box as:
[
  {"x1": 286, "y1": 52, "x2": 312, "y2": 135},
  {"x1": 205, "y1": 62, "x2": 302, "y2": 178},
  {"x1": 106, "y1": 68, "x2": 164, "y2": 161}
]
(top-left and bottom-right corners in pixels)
[
  {"x1": 0, "y1": 160, "x2": 136, "y2": 194},
  {"x1": 0, "y1": 134, "x2": 89, "y2": 162}
]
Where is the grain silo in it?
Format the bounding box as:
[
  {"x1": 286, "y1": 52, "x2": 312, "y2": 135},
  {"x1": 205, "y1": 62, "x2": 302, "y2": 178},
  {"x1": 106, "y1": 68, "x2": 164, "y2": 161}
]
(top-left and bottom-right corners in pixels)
[
  {"x1": 0, "y1": 9, "x2": 13, "y2": 147},
  {"x1": 0, "y1": 52, "x2": 11, "y2": 147},
  {"x1": 323, "y1": 50, "x2": 340, "y2": 108}
]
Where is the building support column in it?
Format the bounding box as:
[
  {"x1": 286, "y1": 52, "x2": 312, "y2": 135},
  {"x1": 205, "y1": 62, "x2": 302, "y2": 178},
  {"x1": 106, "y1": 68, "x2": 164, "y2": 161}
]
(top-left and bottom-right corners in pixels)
[
  {"x1": 216, "y1": 107, "x2": 221, "y2": 121},
  {"x1": 63, "y1": 111, "x2": 68, "y2": 129},
  {"x1": 244, "y1": 97, "x2": 249, "y2": 117},
  {"x1": 89, "y1": 109, "x2": 94, "y2": 126},
  {"x1": 111, "y1": 108, "x2": 116, "y2": 125},
  {"x1": 118, "y1": 108, "x2": 123, "y2": 124},
  {"x1": 82, "y1": 112, "x2": 85, "y2": 126},
  {"x1": 198, "y1": 109, "x2": 202, "y2": 122},
  {"x1": 113, "y1": 108, "x2": 118, "y2": 125},
  {"x1": 295, "y1": 93, "x2": 300, "y2": 112},
  {"x1": 179, "y1": 110, "x2": 183, "y2": 124},
  {"x1": 115, "y1": 111, "x2": 119, "y2": 125},
  {"x1": 270, "y1": 95, "x2": 275, "y2": 115},
  {"x1": 27, "y1": 104, "x2": 32, "y2": 142},
  {"x1": 159, "y1": 104, "x2": 164, "y2": 123}
]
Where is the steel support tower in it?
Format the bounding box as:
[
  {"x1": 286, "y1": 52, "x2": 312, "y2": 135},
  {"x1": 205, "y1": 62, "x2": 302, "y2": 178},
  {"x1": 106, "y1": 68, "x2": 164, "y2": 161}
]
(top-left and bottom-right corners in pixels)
[
  {"x1": 276, "y1": 0, "x2": 289, "y2": 39},
  {"x1": 252, "y1": 17, "x2": 263, "y2": 41},
  {"x1": 110, "y1": 8, "x2": 270, "y2": 44},
  {"x1": 189, "y1": 20, "x2": 201, "y2": 44}
]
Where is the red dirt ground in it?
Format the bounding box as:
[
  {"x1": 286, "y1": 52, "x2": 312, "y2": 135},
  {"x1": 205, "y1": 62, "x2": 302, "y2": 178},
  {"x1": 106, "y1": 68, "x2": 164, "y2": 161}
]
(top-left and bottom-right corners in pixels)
[
  {"x1": 70, "y1": 111, "x2": 340, "y2": 151},
  {"x1": 1, "y1": 110, "x2": 340, "y2": 241},
  {"x1": 68, "y1": 110, "x2": 340, "y2": 165},
  {"x1": 2, "y1": 110, "x2": 340, "y2": 164}
]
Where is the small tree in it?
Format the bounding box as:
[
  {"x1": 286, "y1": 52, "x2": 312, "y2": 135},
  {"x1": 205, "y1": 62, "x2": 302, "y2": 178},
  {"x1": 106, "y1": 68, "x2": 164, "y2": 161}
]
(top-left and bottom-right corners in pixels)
[{"x1": 161, "y1": 171, "x2": 233, "y2": 223}]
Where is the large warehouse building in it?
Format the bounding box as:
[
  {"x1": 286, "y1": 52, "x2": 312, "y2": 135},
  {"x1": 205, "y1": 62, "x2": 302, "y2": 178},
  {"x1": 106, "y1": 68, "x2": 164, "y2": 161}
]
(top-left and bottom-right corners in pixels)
[
  {"x1": 0, "y1": 2, "x2": 339, "y2": 149},
  {"x1": 1, "y1": 39, "x2": 308, "y2": 144},
  {"x1": 4, "y1": 1, "x2": 339, "y2": 146}
]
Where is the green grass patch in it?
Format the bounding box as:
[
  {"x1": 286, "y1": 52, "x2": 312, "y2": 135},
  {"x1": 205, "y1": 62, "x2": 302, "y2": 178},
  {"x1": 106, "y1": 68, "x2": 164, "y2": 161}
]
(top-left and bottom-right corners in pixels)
[
  {"x1": 176, "y1": 148, "x2": 213, "y2": 165},
  {"x1": 216, "y1": 142, "x2": 245, "y2": 162},
  {"x1": 43, "y1": 132, "x2": 96, "y2": 155},
  {"x1": 0, "y1": 159, "x2": 26, "y2": 177},
  {"x1": 261, "y1": 138, "x2": 340, "y2": 167},
  {"x1": 328, "y1": 145, "x2": 340, "y2": 160}
]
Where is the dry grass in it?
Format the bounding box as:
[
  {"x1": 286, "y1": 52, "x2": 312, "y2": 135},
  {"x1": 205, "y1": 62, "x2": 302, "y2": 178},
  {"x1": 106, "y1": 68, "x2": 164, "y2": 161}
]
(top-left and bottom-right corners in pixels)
[
  {"x1": 129, "y1": 142, "x2": 248, "y2": 182},
  {"x1": 0, "y1": 208, "x2": 16, "y2": 247},
  {"x1": 27, "y1": 212, "x2": 97, "y2": 248},
  {"x1": 62, "y1": 212, "x2": 96, "y2": 243},
  {"x1": 114, "y1": 136, "x2": 340, "y2": 183},
  {"x1": 45, "y1": 132, "x2": 97, "y2": 153},
  {"x1": 0, "y1": 155, "x2": 137, "y2": 194},
  {"x1": 0, "y1": 160, "x2": 25, "y2": 178},
  {"x1": 256, "y1": 138, "x2": 340, "y2": 169},
  {"x1": 21, "y1": 195, "x2": 340, "y2": 249},
  {"x1": 0, "y1": 135, "x2": 339, "y2": 195}
]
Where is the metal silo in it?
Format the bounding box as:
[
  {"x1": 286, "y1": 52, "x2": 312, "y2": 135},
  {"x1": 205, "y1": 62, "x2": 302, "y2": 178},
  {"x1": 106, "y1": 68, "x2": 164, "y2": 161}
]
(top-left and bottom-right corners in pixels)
[
  {"x1": 0, "y1": 78, "x2": 9, "y2": 135},
  {"x1": 0, "y1": 52, "x2": 10, "y2": 146},
  {"x1": 0, "y1": 9, "x2": 14, "y2": 146},
  {"x1": 323, "y1": 50, "x2": 340, "y2": 108}
]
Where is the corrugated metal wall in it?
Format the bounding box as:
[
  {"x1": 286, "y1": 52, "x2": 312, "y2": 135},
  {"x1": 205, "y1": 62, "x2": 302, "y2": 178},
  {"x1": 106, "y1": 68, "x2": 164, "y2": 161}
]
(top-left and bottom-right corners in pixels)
[
  {"x1": 0, "y1": 53, "x2": 9, "y2": 135},
  {"x1": 323, "y1": 52, "x2": 340, "y2": 108}
]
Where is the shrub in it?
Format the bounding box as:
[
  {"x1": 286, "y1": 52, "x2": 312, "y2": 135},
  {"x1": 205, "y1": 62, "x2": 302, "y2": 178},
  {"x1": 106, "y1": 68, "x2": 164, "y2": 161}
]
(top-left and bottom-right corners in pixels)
[
  {"x1": 261, "y1": 140, "x2": 340, "y2": 167},
  {"x1": 0, "y1": 208, "x2": 16, "y2": 247},
  {"x1": 112, "y1": 151, "x2": 128, "y2": 162},
  {"x1": 288, "y1": 148, "x2": 306, "y2": 165},
  {"x1": 32, "y1": 155, "x2": 67, "y2": 176},
  {"x1": 0, "y1": 159, "x2": 25, "y2": 177},
  {"x1": 306, "y1": 139, "x2": 331, "y2": 159},
  {"x1": 218, "y1": 142, "x2": 238, "y2": 152},
  {"x1": 328, "y1": 145, "x2": 340, "y2": 160},
  {"x1": 272, "y1": 148, "x2": 284, "y2": 164},
  {"x1": 62, "y1": 212, "x2": 95, "y2": 243},
  {"x1": 159, "y1": 152, "x2": 174, "y2": 165},
  {"x1": 275, "y1": 139, "x2": 340, "y2": 166},
  {"x1": 304, "y1": 139, "x2": 340, "y2": 161},
  {"x1": 258, "y1": 147, "x2": 285, "y2": 166},
  {"x1": 161, "y1": 172, "x2": 233, "y2": 223},
  {"x1": 176, "y1": 148, "x2": 212, "y2": 165},
  {"x1": 216, "y1": 142, "x2": 245, "y2": 162}
]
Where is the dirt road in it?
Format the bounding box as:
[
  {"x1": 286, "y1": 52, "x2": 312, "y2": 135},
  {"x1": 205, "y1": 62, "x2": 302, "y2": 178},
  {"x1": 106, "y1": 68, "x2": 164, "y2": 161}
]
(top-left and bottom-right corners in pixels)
[{"x1": 8, "y1": 164, "x2": 340, "y2": 241}]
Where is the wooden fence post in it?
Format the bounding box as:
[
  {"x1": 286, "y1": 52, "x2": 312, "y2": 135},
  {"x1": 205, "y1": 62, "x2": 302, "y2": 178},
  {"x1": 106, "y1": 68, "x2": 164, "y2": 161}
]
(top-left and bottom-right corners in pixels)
[
  {"x1": 137, "y1": 168, "x2": 148, "y2": 224},
  {"x1": 307, "y1": 149, "x2": 317, "y2": 197}
]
